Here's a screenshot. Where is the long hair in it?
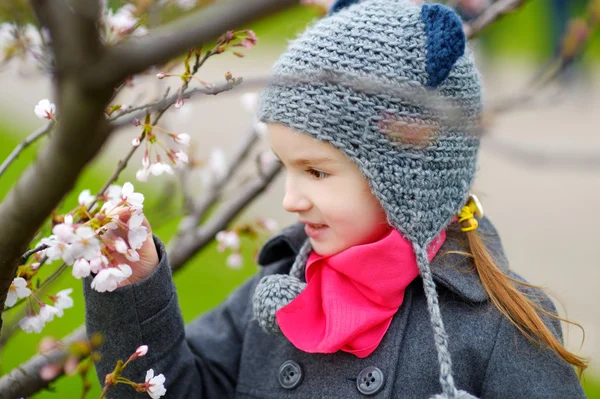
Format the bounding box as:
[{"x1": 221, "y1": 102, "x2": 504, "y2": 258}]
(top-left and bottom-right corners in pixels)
[{"x1": 450, "y1": 218, "x2": 588, "y2": 376}]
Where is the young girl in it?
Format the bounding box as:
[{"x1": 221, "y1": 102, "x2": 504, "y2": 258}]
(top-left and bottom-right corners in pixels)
[{"x1": 84, "y1": 0, "x2": 588, "y2": 397}]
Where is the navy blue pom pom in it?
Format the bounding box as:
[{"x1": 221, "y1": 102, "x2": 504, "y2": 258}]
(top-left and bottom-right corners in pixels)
[
  {"x1": 421, "y1": 4, "x2": 466, "y2": 88},
  {"x1": 329, "y1": 0, "x2": 361, "y2": 15}
]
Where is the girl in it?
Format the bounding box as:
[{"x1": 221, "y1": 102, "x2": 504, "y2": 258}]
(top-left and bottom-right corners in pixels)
[{"x1": 84, "y1": 0, "x2": 588, "y2": 397}]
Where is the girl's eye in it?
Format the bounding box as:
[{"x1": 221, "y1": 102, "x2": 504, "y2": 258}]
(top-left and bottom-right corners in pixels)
[{"x1": 306, "y1": 168, "x2": 329, "y2": 180}]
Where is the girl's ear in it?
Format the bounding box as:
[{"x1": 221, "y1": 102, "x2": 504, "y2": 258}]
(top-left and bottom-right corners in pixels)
[
  {"x1": 421, "y1": 3, "x2": 466, "y2": 88},
  {"x1": 328, "y1": 0, "x2": 361, "y2": 15}
]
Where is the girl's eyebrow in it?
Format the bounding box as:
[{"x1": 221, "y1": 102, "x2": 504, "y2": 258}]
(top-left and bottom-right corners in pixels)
[{"x1": 271, "y1": 149, "x2": 338, "y2": 166}]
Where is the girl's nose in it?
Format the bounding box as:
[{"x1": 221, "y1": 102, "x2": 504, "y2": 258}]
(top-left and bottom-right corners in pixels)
[{"x1": 282, "y1": 181, "x2": 311, "y2": 213}]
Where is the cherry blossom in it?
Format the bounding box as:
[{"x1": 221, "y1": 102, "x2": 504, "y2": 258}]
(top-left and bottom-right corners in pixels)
[
  {"x1": 136, "y1": 345, "x2": 149, "y2": 357},
  {"x1": 259, "y1": 218, "x2": 279, "y2": 233},
  {"x1": 72, "y1": 258, "x2": 91, "y2": 279},
  {"x1": 226, "y1": 253, "x2": 243, "y2": 269},
  {"x1": 216, "y1": 230, "x2": 240, "y2": 252},
  {"x1": 53, "y1": 288, "x2": 74, "y2": 316},
  {"x1": 145, "y1": 369, "x2": 167, "y2": 399},
  {"x1": 71, "y1": 226, "x2": 101, "y2": 261},
  {"x1": 91, "y1": 264, "x2": 132, "y2": 292},
  {"x1": 171, "y1": 133, "x2": 190, "y2": 146},
  {"x1": 19, "y1": 315, "x2": 45, "y2": 334},
  {"x1": 200, "y1": 148, "x2": 227, "y2": 186},
  {"x1": 90, "y1": 256, "x2": 109, "y2": 274},
  {"x1": 128, "y1": 214, "x2": 148, "y2": 251},
  {"x1": 39, "y1": 304, "x2": 62, "y2": 323},
  {"x1": 78, "y1": 189, "x2": 95, "y2": 208},
  {"x1": 34, "y1": 99, "x2": 56, "y2": 120},
  {"x1": 150, "y1": 162, "x2": 174, "y2": 176},
  {"x1": 6, "y1": 277, "x2": 31, "y2": 307},
  {"x1": 121, "y1": 182, "x2": 145, "y2": 210}
]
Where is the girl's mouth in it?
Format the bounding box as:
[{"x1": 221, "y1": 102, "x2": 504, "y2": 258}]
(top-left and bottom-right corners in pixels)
[{"x1": 304, "y1": 223, "x2": 328, "y2": 239}]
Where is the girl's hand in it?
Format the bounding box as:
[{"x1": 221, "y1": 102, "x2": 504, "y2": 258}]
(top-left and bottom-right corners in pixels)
[{"x1": 102, "y1": 208, "x2": 159, "y2": 287}]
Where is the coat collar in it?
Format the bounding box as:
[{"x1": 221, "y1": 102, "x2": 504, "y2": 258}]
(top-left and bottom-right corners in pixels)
[{"x1": 257, "y1": 217, "x2": 509, "y2": 303}]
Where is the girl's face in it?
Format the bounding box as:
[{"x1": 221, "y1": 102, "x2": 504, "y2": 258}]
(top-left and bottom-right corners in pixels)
[{"x1": 268, "y1": 124, "x2": 390, "y2": 256}]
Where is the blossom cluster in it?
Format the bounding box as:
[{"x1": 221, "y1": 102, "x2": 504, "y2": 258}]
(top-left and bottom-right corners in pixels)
[
  {"x1": 100, "y1": 2, "x2": 148, "y2": 44},
  {"x1": 0, "y1": 22, "x2": 50, "y2": 70},
  {"x1": 131, "y1": 116, "x2": 191, "y2": 181},
  {"x1": 216, "y1": 218, "x2": 278, "y2": 269},
  {"x1": 103, "y1": 344, "x2": 167, "y2": 398},
  {"x1": 12, "y1": 183, "x2": 149, "y2": 334}
]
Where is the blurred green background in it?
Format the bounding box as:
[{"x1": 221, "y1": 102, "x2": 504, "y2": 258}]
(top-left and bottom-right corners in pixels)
[{"x1": 1, "y1": 0, "x2": 599, "y2": 397}]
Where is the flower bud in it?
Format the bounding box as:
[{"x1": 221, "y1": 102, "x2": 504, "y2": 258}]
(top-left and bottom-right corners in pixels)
[{"x1": 156, "y1": 72, "x2": 167, "y2": 79}]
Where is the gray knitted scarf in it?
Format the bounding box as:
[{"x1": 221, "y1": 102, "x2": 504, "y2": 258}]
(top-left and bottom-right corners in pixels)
[{"x1": 253, "y1": 1, "x2": 482, "y2": 398}]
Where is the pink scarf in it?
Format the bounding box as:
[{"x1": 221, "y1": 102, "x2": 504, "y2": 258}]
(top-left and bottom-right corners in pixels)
[{"x1": 276, "y1": 228, "x2": 446, "y2": 358}]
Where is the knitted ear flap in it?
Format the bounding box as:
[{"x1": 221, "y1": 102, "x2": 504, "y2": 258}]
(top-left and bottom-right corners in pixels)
[
  {"x1": 328, "y1": 0, "x2": 361, "y2": 15},
  {"x1": 421, "y1": 3, "x2": 466, "y2": 88}
]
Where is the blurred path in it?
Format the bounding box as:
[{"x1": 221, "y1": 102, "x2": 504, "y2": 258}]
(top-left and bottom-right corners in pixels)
[{"x1": 1, "y1": 51, "x2": 599, "y2": 370}]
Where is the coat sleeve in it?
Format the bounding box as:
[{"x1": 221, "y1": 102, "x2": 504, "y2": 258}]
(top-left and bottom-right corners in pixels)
[
  {"x1": 479, "y1": 282, "x2": 586, "y2": 399},
  {"x1": 84, "y1": 235, "x2": 291, "y2": 398}
]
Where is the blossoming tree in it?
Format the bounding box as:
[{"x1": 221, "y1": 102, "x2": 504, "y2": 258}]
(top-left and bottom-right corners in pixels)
[{"x1": 0, "y1": 0, "x2": 596, "y2": 397}]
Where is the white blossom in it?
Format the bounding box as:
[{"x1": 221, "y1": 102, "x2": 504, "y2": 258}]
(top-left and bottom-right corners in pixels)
[
  {"x1": 34, "y1": 99, "x2": 56, "y2": 120},
  {"x1": 150, "y1": 162, "x2": 174, "y2": 176},
  {"x1": 19, "y1": 315, "x2": 45, "y2": 333},
  {"x1": 114, "y1": 237, "x2": 128, "y2": 254},
  {"x1": 136, "y1": 167, "x2": 151, "y2": 182},
  {"x1": 71, "y1": 226, "x2": 101, "y2": 261},
  {"x1": 106, "y1": 185, "x2": 122, "y2": 200},
  {"x1": 6, "y1": 277, "x2": 31, "y2": 307},
  {"x1": 72, "y1": 258, "x2": 91, "y2": 279},
  {"x1": 173, "y1": 151, "x2": 188, "y2": 168},
  {"x1": 135, "y1": 345, "x2": 148, "y2": 357},
  {"x1": 91, "y1": 264, "x2": 132, "y2": 292},
  {"x1": 90, "y1": 256, "x2": 109, "y2": 274},
  {"x1": 78, "y1": 189, "x2": 95, "y2": 208},
  {"x1": 126, "y1": 249, "x2": 140, "y2": 262},
  {"x1": 226, "y1": 253, "x2": 243, "y2": 269},
  {"x1": 39, "y1": 304, "x2": 61, "y2": 323},
  {"x1": 53, "y1": 288, "x2": 74, "y2": 316},
  {"x1": 173, "y1": 133, "x2": 190, "y2": 146},
  {"x1": 128, "y1": 213, "x2": 147, "y2": 250},
  {"x1": 105, "y1": 4, "x2": 138, "y2": 35},
  {"x1": 145, "y1": 369, "x2": 167, "y2": 399},
  {"x1": 121, "y1": 182, "x2": 145, "y2": 210},
  {"x1": 261, "y1": 218, "x2": 278, "y2": 233},
  {"x1": 216, "y1": 231, "x2": 240, "y2": 252}
]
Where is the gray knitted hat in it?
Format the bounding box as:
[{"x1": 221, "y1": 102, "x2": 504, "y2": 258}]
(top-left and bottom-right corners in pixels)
[{"x1": 253, "y1": 1, "x2": 483, "y2": 398}]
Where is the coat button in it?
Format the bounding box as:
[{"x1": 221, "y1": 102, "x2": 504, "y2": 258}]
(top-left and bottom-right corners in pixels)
[
  {"x1": 278, "y1": 360, "x2": 303, "y2": 390},
  {"x1": 356, "y1": 366, "x2": 385, "y2": 396}
]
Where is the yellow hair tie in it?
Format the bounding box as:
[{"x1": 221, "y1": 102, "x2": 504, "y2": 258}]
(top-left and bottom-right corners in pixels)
[{"x1": 457, "y1": 194, "x2": 484, "y2": 232}]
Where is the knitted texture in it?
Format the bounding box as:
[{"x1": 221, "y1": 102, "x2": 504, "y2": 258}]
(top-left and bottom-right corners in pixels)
[{"x1": 254, "y1": 1, "x2": 483, "y2": 398}]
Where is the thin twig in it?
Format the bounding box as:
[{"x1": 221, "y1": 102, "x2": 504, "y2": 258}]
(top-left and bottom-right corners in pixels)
[
  {"x1": 464, "y1": 0, "x2": 529, "y2": 39},
  {"x1": 19, "y1": 244, "x2": 48, "y2": 265},
  {"x1": 111, "y1": 79, "x2": 240, "y2": 128},
  {"x1": 0, "y1": 121, "x2": 54, "y2": 179}
]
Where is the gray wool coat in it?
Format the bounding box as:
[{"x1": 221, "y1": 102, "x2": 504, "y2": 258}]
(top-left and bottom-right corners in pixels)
[{"x1": 84, "y1": 218, "x2": 586, "y2": 398}]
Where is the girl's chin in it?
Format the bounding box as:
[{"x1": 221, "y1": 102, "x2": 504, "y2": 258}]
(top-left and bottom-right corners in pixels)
[{"x1": 310, "y1": 240, "x2": 345, "y2": 257}]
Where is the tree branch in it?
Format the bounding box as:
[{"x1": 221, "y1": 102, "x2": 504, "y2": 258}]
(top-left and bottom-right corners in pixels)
[
  {"x1": 464, "y1": 0, "x2": 529, "y2": 39},
  {"x1": 0, "y1": 121, "x2": 54, "y2": 180},
  {"x1": 0, "y1": 326, "x2": 87, "y2": 398},
  {"x1": 89, "y1": 0, "x2": 298, "y2": 88},
  {"x1": 168, "y1": 159, "x2": 282, "y2": 269}
]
